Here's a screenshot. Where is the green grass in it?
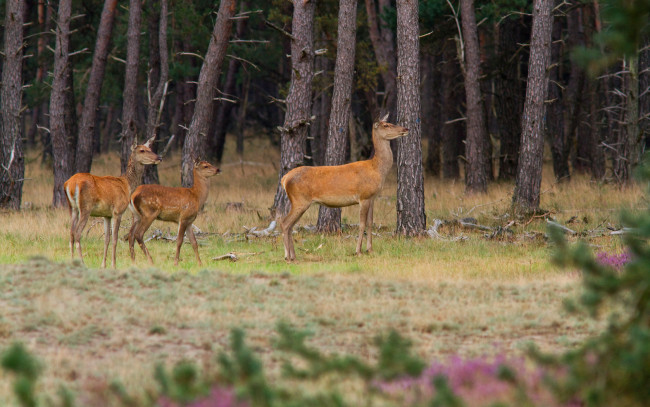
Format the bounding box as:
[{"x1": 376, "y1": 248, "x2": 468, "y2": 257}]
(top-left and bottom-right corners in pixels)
[{"x1": 0, "y1": 137, "x2": 644, "y2": 403}]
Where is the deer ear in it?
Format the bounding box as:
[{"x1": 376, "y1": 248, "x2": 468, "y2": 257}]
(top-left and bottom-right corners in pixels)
[
  {"x1": 144, "y1": 136, "x2": 155, "y2": 148},
  {"x1": 130, "y1": 137, "x2": 138, "y2": 152},
  {"x1": 380, "y1": 113, "x2": 389, "y2": 122}
]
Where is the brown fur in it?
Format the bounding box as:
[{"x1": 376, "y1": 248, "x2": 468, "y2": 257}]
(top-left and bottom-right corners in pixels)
[
  {"x1": 280, "y1": 115, "x2": 408, "y2": 260},
  {"x1": 128, "y1": 160, "x2": 220, "y2": 266},
  {"x1": 64, "y1": 138, "x2": 162, "y2": 268}
]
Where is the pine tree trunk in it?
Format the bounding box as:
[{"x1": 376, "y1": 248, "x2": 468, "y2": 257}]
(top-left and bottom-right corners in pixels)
[
  {"x1": 441, "y1": 38, "x2": 464, "y2": 179},
  {"x1": 76, "y1": 0, "x2": 118, "y2": 173},
  {"x1": 613, "y1": 55, "x2": 640, "y2": 183},
  {"x1": 365, "y1": 0, "x2": 397, "y2": 116},
  {"x1": 181, "y1": 0, "x2": 236, "y2": 186},
  {"x1": 495, "y1": 17, "x2": 526, "y2": 181},
  {"x1": 209, "y1": 1, "x2": 248, "y2": 163},
  {"x1": 50, "y1": 0, "x2": 74, "y2": 208},
  {"x1": 461, "y1": 0, "x2": 489, "y2": 193},
  {"x1": 271, "y1": 0, "x2": 316, "y2": 217},
  {"x1": 513, "y1": 0, "x2": 554, "y2": 215},
  {"x1": 396, "y1": 0, "x2": 426, "y2": 235},
  {"x1": 423, "y1": 52, "x2": 441, "y2": 176},
  {"x1": 566, "y1": 6, "x2": 588, "y2": 175},
  {"x1": 640, "y1": 34, "x2": 650, "y2": 149},
  {"x1": 120, "y1": 0, "x2": 143, "y2": 174},
  {"x1": 548, "y1": 17, "x2": 570, "y2": 181},
  {"x1": 0, "y1": 0, "x2": 25, "y2": 210},
  {"x1": 143, "y1": 0, "x2": 169, "y2": 185},
  {"x1": 317, "y1": 0, "x2": 358, "y2": 233}
]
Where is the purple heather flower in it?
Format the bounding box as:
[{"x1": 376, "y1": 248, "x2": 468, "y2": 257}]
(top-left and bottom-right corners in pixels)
[
  {"x1": 595, "y1": 251, "x2": 631, "y2": 271},
  {"x1": 376, "y1": 354, "x2": 574, "y2": 407}
]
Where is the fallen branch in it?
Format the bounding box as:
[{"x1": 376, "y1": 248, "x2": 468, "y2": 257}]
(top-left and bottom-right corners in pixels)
[
  {"x1": 244, "y1": 220, "x2": 277, "y2": 237},
  {"x1": 546, "y1": 219, "x2": 576, "y2": 235}
]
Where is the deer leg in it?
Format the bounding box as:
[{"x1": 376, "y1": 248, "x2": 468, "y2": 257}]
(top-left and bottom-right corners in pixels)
[
  {"x1": 74, "y1": 211, "x2": 91, "y2": 265},
  {"x1": 175, "y1": 220, "x2": 190, "y2": 266},
  {"x1": 281, "y1": 202, "x2": 310, "y2": 261},
  {"x1": 101, "y1": 218, "x2": 111, "y2": 268},
  {"x1": 135, "y1": 215, "x2": 156, "y2": 264},
  {"x1": 186, "y1": 224, "x2": 202, "y2": 266},
  {"x1": 128, "y1": 213, "x2": 141, "y2": 262},
  {"x1": 356, "y1": 200, "x2": 371, "y2": 255},
  {"x1": 366, "y1": 199, "x2": 374, "y2": 253},
  {"x1": 110, "y1": 215, "x2": 121, "y2": 269},
  {"x1": 69, "y1": 208, "x2": 79, "y2": 260}
]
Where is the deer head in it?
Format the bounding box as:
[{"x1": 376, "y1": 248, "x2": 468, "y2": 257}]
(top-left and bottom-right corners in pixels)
[
  {"x1": 194, "y1": 160, "x2": 221, "y2": 178},
  {"x1": 132, "y1": 140, "x2": 162, "y2": 165},
  {"x1": 373, "y1": 114, "x2": 409, "y2": 140}
]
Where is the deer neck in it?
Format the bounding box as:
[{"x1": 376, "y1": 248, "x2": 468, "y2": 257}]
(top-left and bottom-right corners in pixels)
[
  {"x1": 123, "y1": 157, "x2": 145, "y2": 193},
  {"x1": 370, "y1": 130, "x2": 393, "y2": 178},
  {"x1": 191, "y1": 170, "x2": 210, "y2": 206}
]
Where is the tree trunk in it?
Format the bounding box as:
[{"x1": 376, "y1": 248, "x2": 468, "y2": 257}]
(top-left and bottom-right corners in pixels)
[
  {"x1": 547, "y1": 16, "x2": 570, "y2": 181},
  {"x1": 423, "y1": 52, "x2": 441, "y2": 176},
  {"x1": 613, "y1": 55, "x2": 640, "y2": 183},
  {"x1": 441, "y1": 38, "x2": 464, "y2": 179},
  {"x1": 460, "y1": 0, "x2": 489, "y2": 193},
  {"x1": 181, "y1": 0, "x2": 236, "y2": 186},
  {"x1": 396, "y1": 0, "x2": 425, "y2": 235},
  {"x1": 271, "y1": 0, "x2": 316, "y2": 217},
  {"x1": 0, "y1": 0, "x2": 25, "y2": 210},
  {"x1": 120, "y1": 0, "x2": 143, "y2": 174},
  {"x1": 50, "y1": 0, "x2": 74, "y2": 208},
  {"x1": 76, "y1": 0, "x2": 118, "y2": 173},
  {"x1": 495, "y1": 17, "x2": 526, "y2": 181},
  {"x1": 365, "y1": 0, "x2": 397, "y2": 116},
  {"x1": 27, "y1": 0, "x2": 48, "y2": 147},
  {"x1": 209, "y1": 1, "x2": 248, "y2": 163},
  {"x1": 317, "y1": 0, "x2": 358, "y2": 233},
  {"x1": 566, "y1": 6, "x2": 588, "y2": 175},
  {"x1": 512, "y1": 0, "x2": 554, "y2": 215},
  {"x1": 640, "y1": 34, "x2": 650, "y2": 151},
  {"x1": 143, "y1": 0, "x2": 169, "y2": 185}
]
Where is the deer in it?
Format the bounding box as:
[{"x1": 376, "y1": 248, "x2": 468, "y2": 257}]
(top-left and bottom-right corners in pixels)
[
  {"x1": 128, "y1": 159, "x2": 220, "y2": 266},
  {"x1": 64, "y1": 137, "x2": 162, "y2": 268},
  {"x1": 280, "y1": 113, "x2": 408, "y2": 261}
]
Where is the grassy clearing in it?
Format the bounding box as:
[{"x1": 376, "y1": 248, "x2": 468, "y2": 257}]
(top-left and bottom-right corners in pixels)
[{"x1": 0, "y1": 137, "x2": 643, "y2": 403}]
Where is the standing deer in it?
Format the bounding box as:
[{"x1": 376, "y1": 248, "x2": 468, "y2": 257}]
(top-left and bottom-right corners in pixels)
[
  {"x1": 128, "y1": 159, "x2": 220, "y2": 266},
  {"x1": 280, "y1": 114, "x2": 408, "y2": 261},
  {"x1": 64, "y1": 137, "x2": 162, "y2": 268}
]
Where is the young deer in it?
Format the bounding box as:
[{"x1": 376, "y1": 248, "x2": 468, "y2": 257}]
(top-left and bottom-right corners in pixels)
[
  {"x1": 64, "y1": 137, "x2": 162, "y2": 268},
  {"x1": 280, "y1": 114, "x2": 408, "y2": 261},
  {"x1": 128, "y1": 160, "x2": 220, "y2": 266}
]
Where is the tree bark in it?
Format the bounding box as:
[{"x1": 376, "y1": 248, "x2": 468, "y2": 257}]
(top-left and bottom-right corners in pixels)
[
  {"x1": 317, "y1": 0, "x2": 358, "y2": 233},
  {"x1": 547, "y1": 16, "x2": 570, "y2": 181},
  {"x1": 50, "y1": 0, "x2": 74, "y2": 208},
  {"x1": 460, "y1": 0, "x2": 489, "y2": 193},
  {"x1": 613, "y1": 55, "x2": 640, "y2": 183},
  {"x1": 441, "y1": 38, "x2": 464, "y2": 179},
  {"x1": 209, "y1": 1, "x2": 248, "y2": 163},
  {"x1": 566, "y1": 6, "x2": 588, "y2": 175},
  {"x1": 365, "y1": 0, "x2": 397, "y2": 116},
  {"x1": 396, "y1": 0, "x2": 426, "y2": 235},
  {"x1": 423, "y1": 52, "x2": 441, "y2": 176},
  {"x1": 495, "y1": 17, "x2": 526, "y2": 181},
  {"x1": 120, "y1": 0, "x2": 143, "y2": 174},
  {"x1": 143, "y1": 0, "x2": 169, "y2": 185},
  {"x1": 76, "y1": 0, "x2": 118, "y2": 173},
  {"x1": 181, "y1": 0, "x2": 236, "y2": 187},
  {"x1": 0, "y1": 0, "x2": 25, "y2": 210},
  {"x1": 271, "y1": 0, "x2": 316, "y2": 217},
  {"x1": 513, "y1": 0, "x2": 554, "y2": 215}
]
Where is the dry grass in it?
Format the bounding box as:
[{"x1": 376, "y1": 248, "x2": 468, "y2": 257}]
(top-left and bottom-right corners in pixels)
[{"x1": 0, "y1": 136, "x2": 644, "y2": 404}]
